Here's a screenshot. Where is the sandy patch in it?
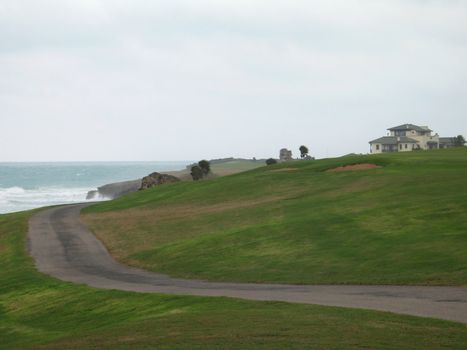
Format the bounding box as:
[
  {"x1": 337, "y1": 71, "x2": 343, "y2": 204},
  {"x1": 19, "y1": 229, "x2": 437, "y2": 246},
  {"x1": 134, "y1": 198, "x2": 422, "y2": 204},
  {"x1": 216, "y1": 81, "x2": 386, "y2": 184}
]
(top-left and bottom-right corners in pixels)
[{"x1": 326, "y1": 163, "x2": 382, "y2": 172}]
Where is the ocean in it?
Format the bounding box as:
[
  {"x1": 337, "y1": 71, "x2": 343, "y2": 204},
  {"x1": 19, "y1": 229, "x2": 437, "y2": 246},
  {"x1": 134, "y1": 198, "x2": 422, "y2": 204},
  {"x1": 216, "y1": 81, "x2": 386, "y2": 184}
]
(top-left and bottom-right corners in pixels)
[{"x1": 0, "y1": 161, "x2": 189, "y2": 214}]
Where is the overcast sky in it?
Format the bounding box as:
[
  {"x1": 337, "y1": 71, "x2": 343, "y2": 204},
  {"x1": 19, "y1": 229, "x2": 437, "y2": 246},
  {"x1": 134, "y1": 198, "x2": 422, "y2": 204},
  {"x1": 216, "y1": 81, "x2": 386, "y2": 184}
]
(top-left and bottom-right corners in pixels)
[{"x1": 1, "y1": 0, "x2": 466, "y2": 161}]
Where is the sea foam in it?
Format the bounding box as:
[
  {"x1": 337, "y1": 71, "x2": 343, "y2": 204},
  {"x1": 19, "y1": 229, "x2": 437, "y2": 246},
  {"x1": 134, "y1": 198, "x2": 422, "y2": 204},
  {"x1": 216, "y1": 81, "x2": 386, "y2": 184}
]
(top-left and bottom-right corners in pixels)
[
  {"x1": 0, "y1": 161, "x2": 189, "y2": 214},
  {"x1": 0, "y1": 186, "x2": 103, "y2": 214}
]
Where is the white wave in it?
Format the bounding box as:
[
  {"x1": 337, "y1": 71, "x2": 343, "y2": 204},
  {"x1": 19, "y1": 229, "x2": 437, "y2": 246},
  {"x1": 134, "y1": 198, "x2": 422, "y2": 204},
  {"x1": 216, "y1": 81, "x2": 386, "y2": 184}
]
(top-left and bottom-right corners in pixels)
[
  {"x1": 2, "y1": 186, "x2": 26, "y2": 194},
  {"x1": 85, "y1": 190, "x2": 112, "y2": 201},
  {"x1": 0, "y1": 186, "x2": 109, "y2": 214}
]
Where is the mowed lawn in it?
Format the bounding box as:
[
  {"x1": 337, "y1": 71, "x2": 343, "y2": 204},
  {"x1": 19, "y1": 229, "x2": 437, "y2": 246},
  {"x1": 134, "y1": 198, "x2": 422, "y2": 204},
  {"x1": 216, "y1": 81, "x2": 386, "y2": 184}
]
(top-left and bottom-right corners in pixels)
[
  {"x1": 83, "y1": 148, "x2": 467, "y2": 285},
  {"x1": 1, "y1": 209, "x2": 467, "y2": 349}
]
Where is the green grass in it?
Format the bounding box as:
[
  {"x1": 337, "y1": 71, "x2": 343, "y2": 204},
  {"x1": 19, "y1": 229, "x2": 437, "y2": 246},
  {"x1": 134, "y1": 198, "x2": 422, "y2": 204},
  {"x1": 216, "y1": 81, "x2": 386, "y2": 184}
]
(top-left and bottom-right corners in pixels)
[
  {"x1": 83, "y1": 148, "x2": 467, "y2": 285},
  {"x1": 1, "y1": 210, "x2": 467, "y2": 349},
  {"x1": 211, "y1": 159, "x2": 265, "y2": 173},
  {"x1": 170, "y1": 159, "x2": 265, "y2": 181}
]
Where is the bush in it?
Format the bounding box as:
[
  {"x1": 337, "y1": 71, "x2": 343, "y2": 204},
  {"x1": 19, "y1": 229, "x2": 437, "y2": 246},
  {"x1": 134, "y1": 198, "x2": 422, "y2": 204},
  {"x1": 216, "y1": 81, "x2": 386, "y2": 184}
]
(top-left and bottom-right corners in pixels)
[
  {"x1": 190, "y1": 165, "x2": 204, "y2": 181},
  {"x1": 198, "y1": 160, "x2": 211, "y2": 175},
  {"x1": 266, "y1": 158, "x2": 278, "y2": 165},
  {"x1": 454, "y1": 135, "x2": 466, "y2": 147},
  {"x1": 299, "y1": 145, "x2": 309, "y2": 158}
]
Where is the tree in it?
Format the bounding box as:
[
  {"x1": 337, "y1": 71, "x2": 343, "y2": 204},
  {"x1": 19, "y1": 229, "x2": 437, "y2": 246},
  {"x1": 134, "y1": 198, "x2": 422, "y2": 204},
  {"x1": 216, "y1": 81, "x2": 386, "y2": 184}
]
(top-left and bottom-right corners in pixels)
[
  {"x1": 190, "y1": 165, "x2": 203, "y2": 181},
  {"x1": 299, "y1": 145, "x2": 309, "y2": 159},
  {"x1": 198, "y1": 160, "x2": 211, "y2": 175},
  {"x1": 266, "y1": 158, "x2": 277, "y2": 165},
  {"x1": 454, "y1": 135, "x2": 466, "y2": 147}
]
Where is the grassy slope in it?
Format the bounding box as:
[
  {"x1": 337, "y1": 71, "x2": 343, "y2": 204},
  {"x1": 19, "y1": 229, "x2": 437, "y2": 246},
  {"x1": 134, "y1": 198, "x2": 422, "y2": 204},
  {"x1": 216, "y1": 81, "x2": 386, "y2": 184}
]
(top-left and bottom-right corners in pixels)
[
  {"x1": 168, "y1": 159, "x2": 265, "y2": 180},
  {"x1": 83, "y1": 148, "x2": 467, "y2": 285},
  {"x1": 2, "y1": 213, "x2": 467, "y2": 348},
  {"x1": 210, "y1": 159, "x2": 266, "y2": 175}
]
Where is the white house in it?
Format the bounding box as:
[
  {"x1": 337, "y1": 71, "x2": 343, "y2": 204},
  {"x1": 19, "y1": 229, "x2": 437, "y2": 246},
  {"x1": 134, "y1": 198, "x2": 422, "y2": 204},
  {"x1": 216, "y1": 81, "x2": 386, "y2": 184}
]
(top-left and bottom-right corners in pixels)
[{"x1": 369, "y1": 124, "x2": 455, "y2": 153}]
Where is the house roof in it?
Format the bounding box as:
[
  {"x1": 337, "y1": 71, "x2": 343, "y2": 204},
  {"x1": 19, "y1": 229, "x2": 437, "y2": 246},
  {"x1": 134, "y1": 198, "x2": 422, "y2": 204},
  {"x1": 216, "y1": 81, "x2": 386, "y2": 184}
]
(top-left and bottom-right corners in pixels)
[
  {"x1": 369, "y1": 136, "x2": 418, "y2": 145},
  {"x1": 387, "y1": 124, "x2": 431, "y2": 132},
  {"x1": 439, "y1": 137, "x2": 456, "y2": 144}
]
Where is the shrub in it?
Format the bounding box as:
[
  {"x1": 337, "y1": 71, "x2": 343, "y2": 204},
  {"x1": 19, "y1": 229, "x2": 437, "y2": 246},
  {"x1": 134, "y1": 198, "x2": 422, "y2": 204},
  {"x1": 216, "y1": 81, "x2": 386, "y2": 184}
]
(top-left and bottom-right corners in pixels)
[
  {"x1": 198, "y1": 160, "x2": 211, "y2": 175},
  {"x1": 190, "y1": 165, "x2": 204, "y2": 181},
  {"x1": 299, "y1": 145, "x2": 309, "y2": 158}
]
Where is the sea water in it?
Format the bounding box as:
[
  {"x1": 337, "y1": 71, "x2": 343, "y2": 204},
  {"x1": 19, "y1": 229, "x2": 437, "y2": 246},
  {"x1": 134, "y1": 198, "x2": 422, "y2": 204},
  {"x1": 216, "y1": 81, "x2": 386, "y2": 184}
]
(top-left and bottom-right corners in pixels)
[{"x1": 0, "y1": 161, "x2": 189, "y2": 214}]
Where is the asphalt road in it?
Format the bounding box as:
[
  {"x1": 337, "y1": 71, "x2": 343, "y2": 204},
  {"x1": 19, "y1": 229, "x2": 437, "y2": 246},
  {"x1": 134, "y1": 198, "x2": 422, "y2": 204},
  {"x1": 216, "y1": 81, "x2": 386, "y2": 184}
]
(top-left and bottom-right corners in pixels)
[{"x1": 28, "y1": 204, "x2": 467, "y2": 323}]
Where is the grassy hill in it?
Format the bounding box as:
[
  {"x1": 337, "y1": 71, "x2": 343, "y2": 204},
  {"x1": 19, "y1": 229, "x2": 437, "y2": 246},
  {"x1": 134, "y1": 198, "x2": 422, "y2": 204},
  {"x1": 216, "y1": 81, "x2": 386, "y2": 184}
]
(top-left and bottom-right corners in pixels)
[
  {"x1": 83, "y1": 148, "x2": 467, "y2": 285},
  {"x1": 3, "y1": 210, "x2": 467, "y2": 348},
  {"x1": 2, "y1": 149, "x2": 467, "y2": 348},
  {"x1": 167, "y1": 159, "x2": 266, "y2": 180}
]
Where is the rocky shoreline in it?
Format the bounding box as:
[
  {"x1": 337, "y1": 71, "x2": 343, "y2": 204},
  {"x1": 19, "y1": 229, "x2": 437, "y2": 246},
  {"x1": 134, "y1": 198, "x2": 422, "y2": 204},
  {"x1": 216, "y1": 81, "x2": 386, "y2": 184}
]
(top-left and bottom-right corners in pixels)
[{"x1": 86, "y1": 158, "x2": 264, "y2": 200}]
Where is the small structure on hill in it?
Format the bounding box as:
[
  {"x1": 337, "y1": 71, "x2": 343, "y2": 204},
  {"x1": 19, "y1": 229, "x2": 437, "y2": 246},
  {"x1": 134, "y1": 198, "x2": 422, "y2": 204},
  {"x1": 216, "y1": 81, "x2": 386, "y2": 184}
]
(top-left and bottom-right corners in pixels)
[
  {"x1": 279, "y1": 148, "x2": 293, "y2": 161},
  {"x1": 139, "y1": 172, "x2": 180, "y2": 190}
]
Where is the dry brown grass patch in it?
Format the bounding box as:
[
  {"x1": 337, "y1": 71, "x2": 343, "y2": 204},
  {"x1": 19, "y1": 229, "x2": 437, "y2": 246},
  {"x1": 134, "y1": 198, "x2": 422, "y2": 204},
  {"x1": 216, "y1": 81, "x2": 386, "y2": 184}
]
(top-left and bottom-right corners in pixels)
[
  {"x1": 81, "y1": 195, "x2": 287, "y2": 263},
  {"x1": 85, "y1": 196, "x2": 285, "y2": 223}
]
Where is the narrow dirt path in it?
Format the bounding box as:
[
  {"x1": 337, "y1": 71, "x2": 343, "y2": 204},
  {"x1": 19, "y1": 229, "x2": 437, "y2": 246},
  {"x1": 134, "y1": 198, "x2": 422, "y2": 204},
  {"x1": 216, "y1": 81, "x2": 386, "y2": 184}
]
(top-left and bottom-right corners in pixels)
[{"x1": 28, "y1": 204, "x2": 467, "y2": 323}]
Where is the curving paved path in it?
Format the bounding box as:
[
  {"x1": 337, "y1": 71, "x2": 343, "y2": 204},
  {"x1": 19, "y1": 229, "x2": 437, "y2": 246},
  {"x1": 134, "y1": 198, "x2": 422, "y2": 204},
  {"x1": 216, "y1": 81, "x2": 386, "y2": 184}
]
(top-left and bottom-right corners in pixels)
[{"x1": 28, "y1": 204, "x2": 467, "y2": 323}]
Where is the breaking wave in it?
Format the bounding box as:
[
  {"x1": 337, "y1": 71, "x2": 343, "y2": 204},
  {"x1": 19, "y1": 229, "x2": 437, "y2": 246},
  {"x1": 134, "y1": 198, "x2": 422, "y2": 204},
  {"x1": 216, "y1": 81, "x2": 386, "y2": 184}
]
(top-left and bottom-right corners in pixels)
[
  {"x1": 0, "y1": 186, "x2": 106, "y2": 214},
  {"x1": 0, "y1": 161, "x2": 189, "y2": 214}
]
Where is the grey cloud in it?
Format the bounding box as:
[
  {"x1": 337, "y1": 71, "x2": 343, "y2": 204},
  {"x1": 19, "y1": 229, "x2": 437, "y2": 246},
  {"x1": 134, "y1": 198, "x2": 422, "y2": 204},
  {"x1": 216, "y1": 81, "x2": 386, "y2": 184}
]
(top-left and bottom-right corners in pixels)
[{"x1": 0, "y1": 0, "x2": 466, "y2": 161}]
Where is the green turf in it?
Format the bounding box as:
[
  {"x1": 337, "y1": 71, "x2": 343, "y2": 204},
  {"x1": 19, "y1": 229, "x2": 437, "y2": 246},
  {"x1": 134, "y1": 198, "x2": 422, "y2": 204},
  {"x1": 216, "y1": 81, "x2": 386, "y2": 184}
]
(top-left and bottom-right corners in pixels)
[
  {"x1": 211, "y1": 159, "x2": 265, "y2": 172},
  {"x1": 83, "y1": 148, "x2": 467, "y2": 285},
  {"x1": 1, "y1": 211, "x2": 467, "y2": 349}
]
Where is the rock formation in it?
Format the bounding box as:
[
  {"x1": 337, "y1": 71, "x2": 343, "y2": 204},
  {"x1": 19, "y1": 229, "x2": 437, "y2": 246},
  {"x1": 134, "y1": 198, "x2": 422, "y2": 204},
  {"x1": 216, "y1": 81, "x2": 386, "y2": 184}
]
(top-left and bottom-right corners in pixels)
[{"x1": 139, "y1": 172, "x2": 180, "y2": 190}]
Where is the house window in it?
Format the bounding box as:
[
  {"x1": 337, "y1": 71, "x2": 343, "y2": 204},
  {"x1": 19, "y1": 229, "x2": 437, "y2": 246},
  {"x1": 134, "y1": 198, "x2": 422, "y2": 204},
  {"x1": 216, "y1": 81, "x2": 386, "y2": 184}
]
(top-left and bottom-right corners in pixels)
[
  {"x1": 376, "y1": 144, "x2": 380, "y2": 150},
  {"x1": 399, "y1": 144, "x2": 402, "y2": 150},
  {"x1": 405, "y1": 144, "x2": 408, "y2": 149}
]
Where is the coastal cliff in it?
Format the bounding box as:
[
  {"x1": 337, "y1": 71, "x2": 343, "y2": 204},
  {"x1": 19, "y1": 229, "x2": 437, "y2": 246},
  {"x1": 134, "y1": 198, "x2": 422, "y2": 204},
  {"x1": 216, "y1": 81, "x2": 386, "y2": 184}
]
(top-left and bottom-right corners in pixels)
[
  {"x1": 85, "y1": 158, "x2": 263, "y2": 200},
  {"x1": 86, "y1": 173, "x2": 181, "y2": 200}
]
